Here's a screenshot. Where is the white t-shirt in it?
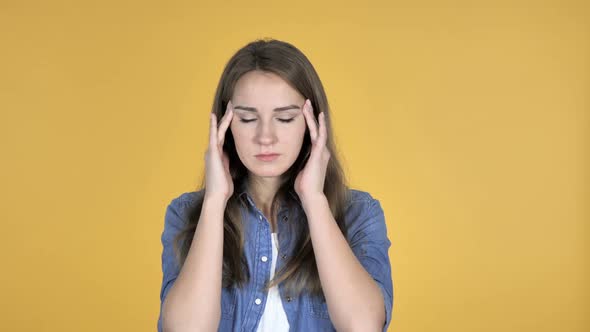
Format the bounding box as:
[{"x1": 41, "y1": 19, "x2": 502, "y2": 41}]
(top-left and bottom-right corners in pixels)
[{"x1": 255, "y1": 232, "x2": 290, "y2": 332}]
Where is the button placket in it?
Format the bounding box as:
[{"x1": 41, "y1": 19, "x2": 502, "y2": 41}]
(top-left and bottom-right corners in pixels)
[{"x1": 248, "y1": 205, "x2": 267, "y2": 313}]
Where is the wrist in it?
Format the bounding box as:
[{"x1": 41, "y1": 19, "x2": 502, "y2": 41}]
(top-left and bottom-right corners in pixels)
[
  {"x1": 203, "y1": 194, "x2": 228, "y2": 208},
  {"x1": 300, "y1": 193, "x2": 327, "y2": 210}
]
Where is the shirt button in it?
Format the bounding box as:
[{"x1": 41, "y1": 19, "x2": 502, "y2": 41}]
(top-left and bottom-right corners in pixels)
[
  {"x1": 255, "y1": 298, "x2": 262, "y2": 305},
  {"x1": 281, "y1": 254, "x2": 287, "y2": 260},
  {"x1": 261, "y1": 256, "x2": 268, "y2": 262},
  {"x1": 286, "y1": 296, "x2": 292, "y2": 302},
  {"x1": 282, "y1": 215, "x2": 288, "y2": 222}
]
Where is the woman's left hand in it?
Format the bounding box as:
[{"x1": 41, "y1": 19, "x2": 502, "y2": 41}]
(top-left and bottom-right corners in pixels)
[{"x1": 294, "y1": 99, "x2": 331, "y2": 204}]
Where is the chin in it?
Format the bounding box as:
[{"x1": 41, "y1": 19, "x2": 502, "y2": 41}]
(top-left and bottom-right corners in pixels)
[
  {"x1": 249, "y1": 167, "x2": 285, "y2": 178},
  {"x1": 246, "y1": 160, "x2": 290, "y2": 177}
]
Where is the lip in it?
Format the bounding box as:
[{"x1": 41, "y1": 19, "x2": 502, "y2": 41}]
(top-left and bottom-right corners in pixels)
[{"x1": 255, "y1": 153, "x2": 280, "y2": 161}]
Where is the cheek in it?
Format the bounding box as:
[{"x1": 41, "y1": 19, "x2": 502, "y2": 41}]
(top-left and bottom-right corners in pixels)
[
  {"x1": 230, "y1": 125, "x2": 244, "y2": 139},
  {"x1": 229, "y1": 126, "x2": 244, "y2": 149},
  {"x1": 282, "y1": 125, "x2": 307, "y2": 153},
  {"x1": 295, "y1": 121, "x2": 308, "y2": 140}
]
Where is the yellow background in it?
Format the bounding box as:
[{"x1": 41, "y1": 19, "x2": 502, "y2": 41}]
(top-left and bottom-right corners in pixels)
[{"x1": 0, "y1": 1, "x2": 588, "y2": 331}]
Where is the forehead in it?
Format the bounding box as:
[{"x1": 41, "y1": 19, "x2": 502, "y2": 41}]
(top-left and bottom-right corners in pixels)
[{"x1": 232, "y1": 71, "x2": 303, "y2": 105}]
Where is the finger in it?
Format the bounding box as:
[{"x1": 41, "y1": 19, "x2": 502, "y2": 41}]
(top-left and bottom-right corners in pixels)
[
  {"x1": 303, "y1": 99, "x2": 318, "y2": 142},
  {"x1": 317, "y1": 112, "x2": 327, "y2": 147},
  {"x1": 209, "y1": 112, "x2": 218, "y2": 148},
  {"x1": 218, "y1": 101, "x2": 234, "y2": 147},
  {"x1": 216, "y1": 101, "x2": 231, "y2": 131}
]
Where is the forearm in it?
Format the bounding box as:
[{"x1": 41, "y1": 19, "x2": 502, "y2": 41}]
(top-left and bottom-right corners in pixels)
[
  {"x1": 162, "y1": 197, "x2": 225, "y2": 332},
  {"x1": 302, "y1": 195, "x2": 385, "y2": 332}
]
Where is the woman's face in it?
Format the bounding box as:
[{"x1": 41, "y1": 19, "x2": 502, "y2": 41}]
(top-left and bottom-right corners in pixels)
[{"x1": 230, "y1": 70, "x2": 307, "y2": 178}]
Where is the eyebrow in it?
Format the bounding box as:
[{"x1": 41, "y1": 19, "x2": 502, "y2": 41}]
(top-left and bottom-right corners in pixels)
[{"x1": 232, "y1": 104, "x2": 301, "y2": 112}]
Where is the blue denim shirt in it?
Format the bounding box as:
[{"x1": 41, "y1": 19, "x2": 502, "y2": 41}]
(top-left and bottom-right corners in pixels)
[{"x1": 158, "y1": 186, "x2": 394, "y2": 332}]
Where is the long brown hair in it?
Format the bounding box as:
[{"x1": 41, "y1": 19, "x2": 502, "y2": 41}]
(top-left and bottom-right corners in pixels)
[{"x1": 172, "y1": 38, "x2": 351, "y2": 299}]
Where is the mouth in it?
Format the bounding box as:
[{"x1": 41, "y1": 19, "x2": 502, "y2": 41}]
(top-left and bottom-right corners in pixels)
[{"x1": 255, "y1": 153, "x2": 280, "y2": 162}]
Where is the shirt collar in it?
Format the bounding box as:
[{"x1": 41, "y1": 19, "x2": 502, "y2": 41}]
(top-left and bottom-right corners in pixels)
[{"x1": 237, "y1": 180, "x2": 300, "y2": 214}]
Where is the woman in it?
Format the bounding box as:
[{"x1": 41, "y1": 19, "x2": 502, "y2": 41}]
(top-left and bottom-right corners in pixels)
[{"x1": 158, "y1": 38, "x2": 393, "y2": 332}]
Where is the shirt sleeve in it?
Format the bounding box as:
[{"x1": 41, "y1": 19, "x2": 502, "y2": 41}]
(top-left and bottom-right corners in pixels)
[
  {"x1": 157, "y1": 196, "x2": 191, "y2": 332},
  {"x1": 347, "y1": 197, "x2": 394, "y2": 332}
]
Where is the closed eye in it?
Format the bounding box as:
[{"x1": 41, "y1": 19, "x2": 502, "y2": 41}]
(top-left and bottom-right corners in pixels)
[{"x1": 239, "y1": 118, "x2": 295, "y2": 123}]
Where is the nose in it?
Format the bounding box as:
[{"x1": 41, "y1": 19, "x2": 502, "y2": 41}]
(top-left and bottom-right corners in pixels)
[{"x1": 254, "y1": 120, "x2": 278, "y2": 145}]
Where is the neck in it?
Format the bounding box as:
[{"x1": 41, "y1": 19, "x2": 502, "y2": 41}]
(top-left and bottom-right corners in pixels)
[{"x1": 247, "y1": 175, "x2": 284, "y2": 213}]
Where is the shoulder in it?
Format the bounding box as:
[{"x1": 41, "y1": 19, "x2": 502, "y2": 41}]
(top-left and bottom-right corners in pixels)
[
  {"x1": 169, "y1": 189, "x2": 205, "y2": 207},
  {"x1": 347, "y1": 188, "x2": 376, "y2": 204},
  {"x1": 163, "y1": 189, "x2": 205, "y2": 226},
  {"x1": 345, "y1": 188, "x2": 382, "y2": 213},
  {"x1": 343, "y1": 188, "x2": 387, "y2": 231}
]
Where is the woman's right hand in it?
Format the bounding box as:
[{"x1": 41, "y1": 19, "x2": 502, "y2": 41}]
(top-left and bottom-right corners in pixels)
[{"x1": 204, "y1": 100, "x2": 234, "y2": 204}]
